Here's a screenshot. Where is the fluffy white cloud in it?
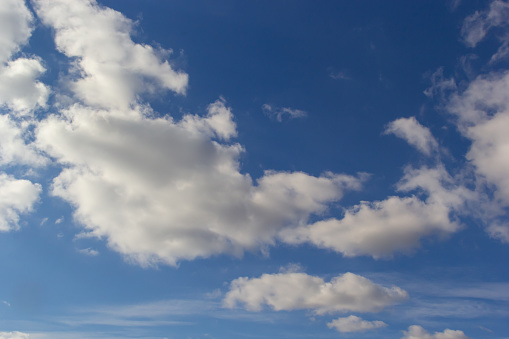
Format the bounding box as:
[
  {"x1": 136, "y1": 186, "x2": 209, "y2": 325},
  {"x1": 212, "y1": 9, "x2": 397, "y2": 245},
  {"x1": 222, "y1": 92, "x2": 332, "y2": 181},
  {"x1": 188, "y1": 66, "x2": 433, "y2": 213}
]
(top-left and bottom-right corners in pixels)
[
  {"x1": 385, "y1": 117, "x2": 439, "y2": 155},
  {"x1": 0, "y1": 0, "x2": 33, "y2": 63},
  {"x1": 402, "y1": 325, "x2": 470, "y2": 339},
  {"x1": 0, "y1": 57, "x2": 50, "y2": 114},
  {"x1": 327, "y1": 315, "x2": 387, "y2": 333},
  {"x1": 262, "y1": 104, "x2": 307, "y2": 122},
  {"x1": 0, "y1": 114, "x2": 48, "y2": 166},
  {"x1": 447, "y1": 71, "x2": 509, "y2": 216},
  {"x1": 0, "y1": 332, "x2": 29, "y2": 339},
  {"x1": 0, "y1": 0, "x2": 49, "y2": 114},
  {"x1": 35, "y1": 100, "x2": 362, "y2": 266},
  {"x1": 33, "y1": 0, "x2": 188, "y2": 110},
  {"x1": 0, "y1": 173, "x2": 41, "y2": 231},
  {"x1": 280, "y1": 166, "x2": 471, "y2": 258},
  {"x1": 223, "y1": 272, "x2": 408, "y2": 314}
]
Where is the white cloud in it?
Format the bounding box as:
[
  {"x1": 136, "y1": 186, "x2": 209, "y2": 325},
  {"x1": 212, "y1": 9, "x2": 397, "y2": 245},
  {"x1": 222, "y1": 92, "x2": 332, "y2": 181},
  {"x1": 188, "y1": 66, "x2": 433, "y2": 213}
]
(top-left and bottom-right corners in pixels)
[
  {"x1": 327, "y1": 315, "x2": 387, "y2": 333},
  {"x1": 0, "y1": 332, "x2": 29, "y2": 339},
  {"x1": 0, "y1": 172, "x2": 41, "y2": 231},
  {"x1": 0, "y1": 114, "x2": 48, "y2": 167},
  {"x1": 461, "y1": 0, "x2": 509, "y2": 48},
  {"x1": 329, "y1": 71, "x2": 351, "y2": 80},
  {"x1": 0, "y1": 57, "x2": 50, "y2": 114},
  {"x1": 385, "y1": 117, "x2": 439, "y2": 155},
  {"x1": 35, "y1": 100, "x2": 363, "y2": 266},
  {"x1": 402, "y1": 325, "x2": 470, "y2": 339},
  {"x1": 262, "y1": 104, "x2": 307, "y2": 122},
  {"x1": 78, "y1": 247, "x2": 99, "y2": 256},
  {"x1": 32, "y1": 0, "x2": 188, "y2": 110},
  {"x1": 223, "y1": 272, "x2": 408, "y2": 314},
  {"x1": 280, "y1": 166, "x2": 471, "y2": 258},
  {"x1": 447, "y1": 71, "x2": 509, "y2": 224},
  {"x1": 0, "y1": 0, "x2": 49, "y2": 114},
  {"x1": 423, "y1": 68, "x2": 457, "y2": 100},
  {"x1": 0, "y1": 0, "x2": 33, "y2": 63}
]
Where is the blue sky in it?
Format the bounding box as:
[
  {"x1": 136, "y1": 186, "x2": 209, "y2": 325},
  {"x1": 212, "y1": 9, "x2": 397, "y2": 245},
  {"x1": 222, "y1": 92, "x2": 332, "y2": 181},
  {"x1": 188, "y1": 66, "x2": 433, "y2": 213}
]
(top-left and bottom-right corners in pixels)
[{"x1": 1, "y1": 0, "x2": 509, "y2": 338}]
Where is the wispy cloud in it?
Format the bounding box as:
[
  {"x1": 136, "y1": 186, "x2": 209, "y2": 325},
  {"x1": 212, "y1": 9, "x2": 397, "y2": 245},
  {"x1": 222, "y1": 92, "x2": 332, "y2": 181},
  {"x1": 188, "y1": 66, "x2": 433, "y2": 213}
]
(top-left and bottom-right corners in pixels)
[
  {"x1": 328, "y1": 71, "x2": 351, "y2": 80},
  {"x1": 77, "y1": 248, "x2": 99, "y2": 256},
  {"x1": 262, "y1": 104, "x2": 307, "y2": 122}
]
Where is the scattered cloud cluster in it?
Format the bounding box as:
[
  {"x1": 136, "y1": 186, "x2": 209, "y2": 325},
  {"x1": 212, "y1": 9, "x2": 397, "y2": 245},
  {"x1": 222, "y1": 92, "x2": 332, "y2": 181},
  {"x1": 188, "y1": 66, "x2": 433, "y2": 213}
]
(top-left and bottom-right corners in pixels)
[
  {"x1": 461, "y1": 0, "x2": 509, "y2": 62},
  {"x1": 224, "y1": 271, "x2": 405, "y2": 333},
  {"x1": 1, "y1": 0, "x2": 509, "y2": 336},
  {"x1": 402, "y1": 325, "x2": 470, "y2": 339}
]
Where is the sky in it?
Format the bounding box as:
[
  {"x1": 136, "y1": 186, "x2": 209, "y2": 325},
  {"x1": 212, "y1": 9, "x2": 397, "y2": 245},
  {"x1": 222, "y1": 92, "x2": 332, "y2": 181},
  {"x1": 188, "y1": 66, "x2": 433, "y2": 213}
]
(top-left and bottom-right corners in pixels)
[{"x1": 1, "y1": 0, "x2": 509, "y2": 338}]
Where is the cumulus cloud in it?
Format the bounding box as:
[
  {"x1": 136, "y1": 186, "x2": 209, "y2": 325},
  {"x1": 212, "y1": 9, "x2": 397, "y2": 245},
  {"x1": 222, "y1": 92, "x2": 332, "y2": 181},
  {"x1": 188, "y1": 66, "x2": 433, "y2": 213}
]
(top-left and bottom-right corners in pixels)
[
  {"x1": 0, "y1": 173, "x2": 41, "y2": 231},
  {"x1": 262, "y1": 104, "x2": 307, "y2": 122},
  {"x1": 0, "y1": 0, "x2": 33, "y2": 63},
  {"x1": 402, "y1": 325, "x2": 470, "y2": 339},
  {"x1": 32, "y1": 0, "x2": 188, "y2": 110},
  {"x1": 280, "y1": 166, "x2": 471, "y2": 258},
  {"x1": 385, "y1": 117, "x2": 439, "y2": 155},
  {"x1": 327, "y1": 315, "x2": 387, "y2": 333},
  {"x1": 223, "y1": 272, "x2": 408, "y2": 314},
  {"x1": 0, "y1": 114, "x2": 48, "y2": 167},
  {"x1": 447, "y1": 71, "x2": 509, "y2": 218},
  {"x1": 0, "y1": 0, "x2": 49, "y2": 114},
  {"x1": 0, "y1": 332, "x2": 29, "y2": 339},
  {"x1": 0, "y1": 57, "x2": 50, "y2": 114},
  {"x1": 35, "y1": 100, "x2": 363, "y2": 266}
]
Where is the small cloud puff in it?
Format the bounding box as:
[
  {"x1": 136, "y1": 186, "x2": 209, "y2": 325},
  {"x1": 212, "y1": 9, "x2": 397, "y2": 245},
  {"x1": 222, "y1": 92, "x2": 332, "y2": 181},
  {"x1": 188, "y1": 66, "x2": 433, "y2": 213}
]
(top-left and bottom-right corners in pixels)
[{"x1": 327, "y1": 315, "x2": 387, "y2": 333}]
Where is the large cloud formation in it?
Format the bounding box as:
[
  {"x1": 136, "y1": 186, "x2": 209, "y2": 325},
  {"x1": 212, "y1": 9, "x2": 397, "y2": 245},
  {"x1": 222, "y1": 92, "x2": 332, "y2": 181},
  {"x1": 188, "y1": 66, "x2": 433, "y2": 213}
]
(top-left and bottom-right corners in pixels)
[{"x1": 29, "y1": 0, "x2": 365, "y2": 266}]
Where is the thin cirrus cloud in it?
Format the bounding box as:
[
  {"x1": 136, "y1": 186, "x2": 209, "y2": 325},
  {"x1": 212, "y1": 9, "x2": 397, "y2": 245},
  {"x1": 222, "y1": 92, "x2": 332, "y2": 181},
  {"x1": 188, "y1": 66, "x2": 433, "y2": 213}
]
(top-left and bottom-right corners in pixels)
[
  {"x1": 262, "y1": 104, "x2": 307, "y2": 122},
  {"x1": 223, "y1": 271, "x2": 408, "y2": 314}
]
